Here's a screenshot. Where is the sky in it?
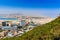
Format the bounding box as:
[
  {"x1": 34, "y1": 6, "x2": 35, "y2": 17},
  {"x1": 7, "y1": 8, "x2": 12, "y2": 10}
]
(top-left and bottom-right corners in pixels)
[{"x1": 0, "y1": 0, "x2": 60, "y2": 18}]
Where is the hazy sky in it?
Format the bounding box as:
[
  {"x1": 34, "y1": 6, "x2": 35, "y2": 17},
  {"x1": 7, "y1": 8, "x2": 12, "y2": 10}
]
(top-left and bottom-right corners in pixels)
[{"x1": 0, "y1": 0, "x2": 60, "y2": 18}]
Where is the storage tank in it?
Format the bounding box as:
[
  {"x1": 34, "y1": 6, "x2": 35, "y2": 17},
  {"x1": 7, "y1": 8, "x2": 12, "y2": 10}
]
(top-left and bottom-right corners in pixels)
[{"x1": 2, "y1": 22, "x2": 6, "y2": 26}]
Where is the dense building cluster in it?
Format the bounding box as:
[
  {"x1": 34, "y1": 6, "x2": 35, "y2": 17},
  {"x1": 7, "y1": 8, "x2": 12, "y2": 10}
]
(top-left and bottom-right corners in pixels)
[{"x1": 0, "y1": 15, "x2": 54, "y2": 39}]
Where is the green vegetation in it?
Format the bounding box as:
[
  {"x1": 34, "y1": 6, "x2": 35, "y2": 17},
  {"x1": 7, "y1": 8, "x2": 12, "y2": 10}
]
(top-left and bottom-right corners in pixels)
[{"x1": 0, "y1": 16, "x2": 60, "y2": 40}]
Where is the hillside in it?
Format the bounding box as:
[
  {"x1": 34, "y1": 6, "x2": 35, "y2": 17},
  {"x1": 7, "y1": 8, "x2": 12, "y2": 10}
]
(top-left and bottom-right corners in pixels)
[{"x1": 0, "y1": 16, "x2": 60, "y2": 40}]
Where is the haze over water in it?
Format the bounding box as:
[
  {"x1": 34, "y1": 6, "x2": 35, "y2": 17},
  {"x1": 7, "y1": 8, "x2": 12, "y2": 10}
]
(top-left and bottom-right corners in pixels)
[{"x1": 0, "y1": 0, "x2": 60, "y2": 18}]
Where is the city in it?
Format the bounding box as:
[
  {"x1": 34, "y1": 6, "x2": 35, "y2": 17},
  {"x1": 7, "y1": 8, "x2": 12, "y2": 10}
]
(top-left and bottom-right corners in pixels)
[
  {"x1": 0, "y1": 0, "x2": 60, "y2": 40},
  {"x1": 0, "y1": 14, "x2": 54, "y2": 39}
]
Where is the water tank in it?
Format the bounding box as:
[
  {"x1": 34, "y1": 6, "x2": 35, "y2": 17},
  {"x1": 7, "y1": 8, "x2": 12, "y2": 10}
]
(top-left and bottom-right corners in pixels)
[{"x1": 2, "y1": 22, "x2": 6, "y2": 26}]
